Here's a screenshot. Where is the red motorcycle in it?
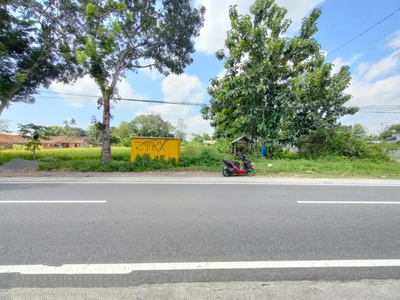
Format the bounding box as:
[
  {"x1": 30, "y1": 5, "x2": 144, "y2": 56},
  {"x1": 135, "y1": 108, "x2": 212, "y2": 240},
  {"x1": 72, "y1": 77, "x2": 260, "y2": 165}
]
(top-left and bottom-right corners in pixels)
[{"x1": 222, "y1": 156, "x2": 254, "y2": 177}]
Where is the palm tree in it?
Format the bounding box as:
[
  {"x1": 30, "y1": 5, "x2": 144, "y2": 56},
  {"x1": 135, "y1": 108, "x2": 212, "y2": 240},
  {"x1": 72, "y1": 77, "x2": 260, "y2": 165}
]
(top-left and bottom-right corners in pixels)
[{"x1": 70, "y1": 118, "x2": 77, "y2": 128}]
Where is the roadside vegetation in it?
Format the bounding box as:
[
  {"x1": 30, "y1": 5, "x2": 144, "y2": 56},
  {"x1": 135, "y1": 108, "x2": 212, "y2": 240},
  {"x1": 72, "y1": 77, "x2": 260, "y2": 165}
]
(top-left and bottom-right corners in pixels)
[
  {"x1": 1, "y1": 1, "x2": 400, "y2": 179},
  {"x1": 1, "y1": 138, "x2": 400, "y2": 178}
]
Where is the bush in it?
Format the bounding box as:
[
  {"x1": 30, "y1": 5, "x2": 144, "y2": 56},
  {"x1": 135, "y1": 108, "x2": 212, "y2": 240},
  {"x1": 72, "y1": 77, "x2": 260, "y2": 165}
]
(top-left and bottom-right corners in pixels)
[
  {"x1": 298, "y1": 127, "x2": 389, "y2": 161},
  {"x1": 275, "y1": 151, "x2": 300, "y2": 160},
  {"x1": 179, "y1": 146, "x2": 224, "y2": 167},
  {"x1": 215, "y1": 138, "x2": 232, "y2": 153},
  {"x1": 38, "y1": 154, "x2": 175, "y2": 172}
]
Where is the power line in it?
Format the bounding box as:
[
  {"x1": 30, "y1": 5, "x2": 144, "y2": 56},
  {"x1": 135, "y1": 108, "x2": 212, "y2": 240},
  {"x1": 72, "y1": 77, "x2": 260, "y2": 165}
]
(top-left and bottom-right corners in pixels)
[
  {"x1": 37, "y1": 90, "x2": 400, "y2": 112},
  {"x1": 326, "y1": 7, "x2": 400, "y2": 57}
]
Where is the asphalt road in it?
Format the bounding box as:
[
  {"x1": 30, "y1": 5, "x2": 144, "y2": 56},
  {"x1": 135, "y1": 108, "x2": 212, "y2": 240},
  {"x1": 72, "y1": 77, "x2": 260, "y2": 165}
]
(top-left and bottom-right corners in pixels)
[{"x1": 1, "y1": 179, "x2": 400, "y2": 288}]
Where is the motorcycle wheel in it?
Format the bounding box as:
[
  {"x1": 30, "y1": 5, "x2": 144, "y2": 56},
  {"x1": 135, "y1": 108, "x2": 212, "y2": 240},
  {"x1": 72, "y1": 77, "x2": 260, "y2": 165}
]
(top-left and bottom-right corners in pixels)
[
  {"x1": 222, "y1": 166, "x2": 231, "y2": 177},
  {"x1": 247, "y1": 167, "x2": 255, "y2": 176}
]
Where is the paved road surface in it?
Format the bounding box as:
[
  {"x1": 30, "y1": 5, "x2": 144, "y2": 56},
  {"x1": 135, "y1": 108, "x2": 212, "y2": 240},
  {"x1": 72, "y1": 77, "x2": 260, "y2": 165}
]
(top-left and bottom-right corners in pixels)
[{"x1": 0, "y1": 177, "x2": 400, "y2": 293}]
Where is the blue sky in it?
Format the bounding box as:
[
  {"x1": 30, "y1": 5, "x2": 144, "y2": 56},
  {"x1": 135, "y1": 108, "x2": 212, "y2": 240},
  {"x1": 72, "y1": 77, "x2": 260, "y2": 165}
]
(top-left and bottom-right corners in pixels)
[{"x1": 3, "y1": 0, "x2": 400, "y2": 136}]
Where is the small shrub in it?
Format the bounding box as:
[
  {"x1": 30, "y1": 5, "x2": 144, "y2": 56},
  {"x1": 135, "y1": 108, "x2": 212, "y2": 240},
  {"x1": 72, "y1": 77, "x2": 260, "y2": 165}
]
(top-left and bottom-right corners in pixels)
[
  {"x1": 298, "y1": 127, "x2": 389, "y2": 161},
  {"x1": 215, "y1": 138, "x2": 232, "y2": 153},
  {"x1": 180, "y1": 146, "x2": 224, "y2": 167}
]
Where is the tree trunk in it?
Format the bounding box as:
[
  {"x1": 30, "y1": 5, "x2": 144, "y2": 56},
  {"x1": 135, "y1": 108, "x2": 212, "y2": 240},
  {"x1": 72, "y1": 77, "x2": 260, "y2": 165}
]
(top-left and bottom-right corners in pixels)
[
  {"x1": 101, "y1": 92, "x2": 112, "y2": 163},
  {"x1": 0, "y1": 101, "x2": 7, "y2": 117},
  {"x1": 33, "y1": 146, "x2": 36, "y2": 160}
]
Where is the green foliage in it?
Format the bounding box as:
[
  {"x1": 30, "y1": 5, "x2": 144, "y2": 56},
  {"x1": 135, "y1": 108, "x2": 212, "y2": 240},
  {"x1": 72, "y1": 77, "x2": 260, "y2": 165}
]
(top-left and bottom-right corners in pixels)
[
  {"x1": 47, "y1": 122, "x2": 86, "y2": 137},
  {"x1": 0, "y1": 4, "x2": 83, "y2": 116},
  {"x1": 351, "y1": 123, "x2": 368, "y2": 138},
  {"x1": 179, "y1": 146, "x2": 224, "y2": 167},
  {"x1": 191, "y1": 133, "x2": 213, "y2": 144},
  {"x1": 203, "y1": 0, "x2": 357, "y2": 155},
  {"x1": 39, "y1": 155, "x2": 175, "y2": 172},
  {"x1": 133, "y1": 114, "x2": 175, "y2": 137},
  {"x1": 2, "y1": 145, "x2": 400, "y2": 178},
  {"x1": 274, "y1": 149, "x2": 300, "y2": 160},
  {"x1": 0, "y1": 147, "x2": 131, "y2": 163},
  {"x1": 86, "y1": 116, "x2": 103, "y2": 145},
  {"x1": 67, "y1": 0, "x2": 205, "y2": 162},
  {"x1": 18, "y1": 123, "x2": 50, "y2": 159},
  {"x1": 121, "y1": 138, "x2": 131, "y2": 147},
  {"x1": 215, "y1": 138, "x2": 232, "y2": 153},
  {"x1": 298, "y1": 127, "x2": 389, "y2": 161},
  {"x1": 114, "y1": 121, "x2": 137, "y2": 140},
  {"x1": 249, "y1": 156, "x2": 400, "y2": 178}
]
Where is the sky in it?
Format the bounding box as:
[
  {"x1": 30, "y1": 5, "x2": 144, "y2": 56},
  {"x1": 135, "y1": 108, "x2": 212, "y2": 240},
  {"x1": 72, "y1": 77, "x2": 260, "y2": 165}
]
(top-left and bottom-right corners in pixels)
[{"x1": 3, "y1": 0, "x2": 400, "y2": 137}]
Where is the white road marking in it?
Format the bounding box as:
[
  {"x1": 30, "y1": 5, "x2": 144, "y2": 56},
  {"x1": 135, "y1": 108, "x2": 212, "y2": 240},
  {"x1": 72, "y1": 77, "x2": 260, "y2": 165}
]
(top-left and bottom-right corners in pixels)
[
  {"x1": 0, "y1": 200, "x2": 106, "y2": 204},
  {"x1": 1, "y1": 259, "x2": 400, "y2": 274},
  {"x1": 1, "y1": 181, "x2": 400, "y2": 187},
  {"x1": 297, "y1": 201, "x2": 400, "y2": 204}
]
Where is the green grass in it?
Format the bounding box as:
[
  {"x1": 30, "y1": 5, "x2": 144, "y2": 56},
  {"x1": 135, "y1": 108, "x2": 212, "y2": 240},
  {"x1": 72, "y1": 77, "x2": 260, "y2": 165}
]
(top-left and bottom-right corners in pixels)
[
  {"x1": 1, "y1": 146, "x2": 400, "y2": 178},
  {"x1": 250, "y1": 156, "x2": 400, "y2": 179},
  {"x1": 0, "y1": 147, "x2": 131, "y2": 162}
]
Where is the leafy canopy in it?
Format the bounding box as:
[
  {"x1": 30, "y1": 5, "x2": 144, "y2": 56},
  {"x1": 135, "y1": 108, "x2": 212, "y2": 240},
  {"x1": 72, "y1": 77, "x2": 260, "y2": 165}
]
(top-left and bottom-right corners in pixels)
[
  {"x1": 0, "y1": 3, "x2": 83, "y2": 116},
  {"x1": 202, "y1": 0, "x2": 358, "y2": 153},
  {"x1": 133, "y1": 113, "x2": 175, "y2": 138},
  {"x1": 18, "y1": 123, "x2": 50, "y2": 159}
]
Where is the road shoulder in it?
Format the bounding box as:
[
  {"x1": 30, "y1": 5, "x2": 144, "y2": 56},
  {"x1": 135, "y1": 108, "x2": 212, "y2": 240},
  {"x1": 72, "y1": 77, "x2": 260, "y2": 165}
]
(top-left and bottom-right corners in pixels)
[
  {"x1": 1, "y1": 174, "x2": 400, "y2": 186},
  {"x1": 1, "y1": 280, "x2": 400, "y2": 300}
]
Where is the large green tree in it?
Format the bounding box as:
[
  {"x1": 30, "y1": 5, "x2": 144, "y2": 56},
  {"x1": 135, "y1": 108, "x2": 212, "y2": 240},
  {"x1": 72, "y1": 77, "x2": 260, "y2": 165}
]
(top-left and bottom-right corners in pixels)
[
  {"x1": 68, "y1": 0, "x2": 205, "y2": 162},
  {"x1": 0, "y1": 3, "x2": 83, "y2": 116},
  {"x1": 133, "y1": 114, "x2": 175, "y2": 138},
  {"x1": 115, "y1": 121, "x2": 138, "y2": 140},
  {"x1": 202, "y1": 0, "x2": 357, "y2": 154}
]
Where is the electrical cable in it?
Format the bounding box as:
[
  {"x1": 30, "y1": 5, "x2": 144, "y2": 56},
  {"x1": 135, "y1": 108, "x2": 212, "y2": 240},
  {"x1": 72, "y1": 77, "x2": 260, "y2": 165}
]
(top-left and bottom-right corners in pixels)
[
  {"x1": 37, "y1": 90, "x2": 400, "y2": 113},
  {"x1": 326, "y1": 7, "x2": 400, "y2": 57}
]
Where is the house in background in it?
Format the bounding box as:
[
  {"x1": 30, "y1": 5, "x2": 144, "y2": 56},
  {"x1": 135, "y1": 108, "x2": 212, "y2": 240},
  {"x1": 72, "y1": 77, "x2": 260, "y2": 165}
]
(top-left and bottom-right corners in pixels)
[
  {"x1": 0, "y1": 134, "x2": 88, "y2": 149},
  {"x1": 42, "y1": 136, "x2": 89, "y2": 149},
  {"x1": 203, "y1": 140, "x2": 215, "y2": 145},
  {"x1": 0, "y1": 134, "x2": 27, "y2": 149}
]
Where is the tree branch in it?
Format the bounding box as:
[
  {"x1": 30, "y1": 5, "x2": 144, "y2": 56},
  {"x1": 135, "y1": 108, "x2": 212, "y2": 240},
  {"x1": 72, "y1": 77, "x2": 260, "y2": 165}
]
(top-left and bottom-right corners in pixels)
[{"x1": 131, "y1": 63, "x2": 155, "y2": 69}]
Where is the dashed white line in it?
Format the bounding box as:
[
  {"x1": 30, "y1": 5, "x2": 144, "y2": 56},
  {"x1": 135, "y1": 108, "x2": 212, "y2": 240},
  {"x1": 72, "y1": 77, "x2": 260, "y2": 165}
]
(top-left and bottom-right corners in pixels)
[
  {"x1": 297, "y1": 201, "x2": 400, "y2": 204},
  {"x1": 0, "y1": 200, "x2": 106, "y2": 204},
  {"x1": 1, "y1": 259, "x2": 400, "y2": 274}
]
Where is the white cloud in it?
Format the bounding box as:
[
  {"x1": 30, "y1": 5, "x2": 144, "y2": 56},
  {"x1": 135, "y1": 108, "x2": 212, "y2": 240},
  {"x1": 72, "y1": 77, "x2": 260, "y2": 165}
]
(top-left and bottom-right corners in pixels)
[
  {"x1": 387, "y1": 30, "x2": 400, "y2": 49},
  {"x1": 50, "y1": 75, "x2": 100, "y2": 107},
  {"x1": 357, "y1": 62, "x2": 369, "y2": 75},
  {"x1": 185, "y1": 115, "x2": 213, "y2": 136},
  {"x1": 342, "y1": 74, "x2": 400, "y2": 134},
  {"x1": 347, "y1": 75, "x2": 400, "y2": 107},
  {"x1": 138, "y1": 58, "x2": 164, "y2": 80},
  {"x1": 195, "y1": 0, "x2": 325, "y2": 55},
  {"x1": 162, "y1": 74, "x2": 205, "y2": 103},
  {"x1": 336, "y1": 30, "x2": 400, "y2": 134},
  {"x1": 362, "y1": 50, "x2": 400, "y2": 81},
  {"x1": 136, "y1": 74, "x2": 213, "y2": 136},
  {"x1": 50, "y1": 75, "x2": 147, "y2": 109},
  {"x1": 331, "y1": 53, "x2": 362, "y2": 73}
]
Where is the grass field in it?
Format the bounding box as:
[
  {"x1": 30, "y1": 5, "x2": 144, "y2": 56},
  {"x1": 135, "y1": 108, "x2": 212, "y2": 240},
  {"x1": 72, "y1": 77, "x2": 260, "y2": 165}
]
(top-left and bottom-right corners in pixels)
[
  {"x1": 1, "y1": 146, "x2": 400, "y2": 178},
  {"x1": 0, "y1": 147, "x2": 132, "y2": 162}
]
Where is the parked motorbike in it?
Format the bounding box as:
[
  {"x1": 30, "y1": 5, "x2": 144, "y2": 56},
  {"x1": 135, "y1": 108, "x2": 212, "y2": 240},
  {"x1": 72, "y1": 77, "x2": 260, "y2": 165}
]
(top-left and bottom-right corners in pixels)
[{"x1": 222, "y1": 156, "x2": 254, "y2": 176}]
